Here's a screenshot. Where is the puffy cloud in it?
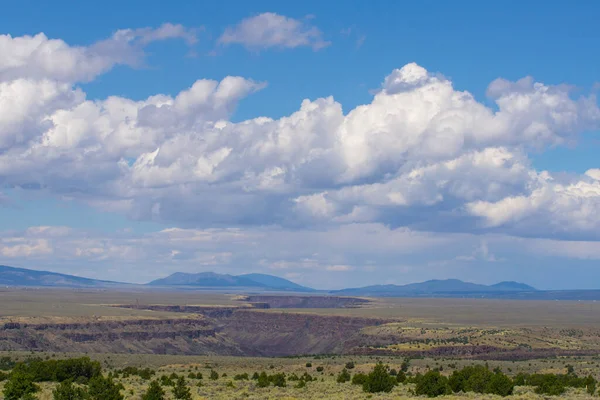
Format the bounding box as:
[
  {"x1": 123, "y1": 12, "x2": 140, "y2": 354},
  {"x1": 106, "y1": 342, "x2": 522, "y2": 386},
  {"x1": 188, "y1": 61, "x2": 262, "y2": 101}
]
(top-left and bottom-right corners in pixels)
[
  {"x1": 326, "y1": 265, "x2": 353, "y2": 272},
  {"x1": 218, "y1": 13, "x2": 330, "y2": 51},
  {"x1": 0, "y1": 23, "x2": 197, "y2": 83},
  {"x1": 0, "y1": 44, "x2": 599, "y2": 241},
  {"x1": 0, "y1": 237, "x2": 53, "y2": 258},
  {"x1": 467, "y1": 172, "x2": 600, "y2": 239},
  {"x1": 1, "y1": 223, "x2": 599, "y2": 288}
]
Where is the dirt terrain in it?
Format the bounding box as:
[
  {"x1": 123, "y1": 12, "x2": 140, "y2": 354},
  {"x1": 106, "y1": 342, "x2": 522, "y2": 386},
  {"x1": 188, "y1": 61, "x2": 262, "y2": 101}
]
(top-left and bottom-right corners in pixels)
[{"x1": 1, "y1": 289, "x2": 600, "y2": 360}]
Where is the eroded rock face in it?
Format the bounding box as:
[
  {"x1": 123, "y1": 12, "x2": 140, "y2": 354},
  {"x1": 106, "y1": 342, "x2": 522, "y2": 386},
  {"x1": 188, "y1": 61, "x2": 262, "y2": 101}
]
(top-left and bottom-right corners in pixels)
[
  {"x1": 219, "y1": 310, "x2": 393, "y2": 356},
  {"x1": 0, "y1": 317, "x2": 241, "y2": 355},
  {"x1": 1, "y1": 306, "x2": 591, "y2": 360},
  {"x1": 241, "y1": 295, "x2": 371, "y2": 309},
  {"x1": 0, "y1": 310, "x2": 390, "y2": 357}
]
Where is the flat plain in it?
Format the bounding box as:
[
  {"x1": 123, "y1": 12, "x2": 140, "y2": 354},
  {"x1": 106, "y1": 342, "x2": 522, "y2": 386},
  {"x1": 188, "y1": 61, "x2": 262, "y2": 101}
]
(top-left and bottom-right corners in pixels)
[{"x1": 1, "y1": 288, "x2": 600, "y2": 399}]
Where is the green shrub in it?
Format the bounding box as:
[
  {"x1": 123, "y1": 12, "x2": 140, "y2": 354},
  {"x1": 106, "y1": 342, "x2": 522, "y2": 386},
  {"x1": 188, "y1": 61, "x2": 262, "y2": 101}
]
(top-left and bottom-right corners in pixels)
[
  {"x1": 351, "y1": 373, "x2": 368, "y2": 385},
  {"x1": 316, "y1": 366, "x2": 324, "y2": 372},
  {"x1": 415, "y1": 370, "x2": 451, "y2": 397},
  {"x1": 465, "y1": 366, "x2": 493, "y2": 393},
  {"x1": 305, "y1": 362, "x2": 312, "y2": 368},
  {"x1": 233, "y1": 373, "x2": 249, "y2": 380},
  {"x1": 3, "y1": 372, "x2": 40, "y2": 400},
  {"x1": 396, "y1": 370, "x2": 407, "y2": 383},
  {"x1": 159, "y1": 375, "x2": 174, "y2": 386},
  {"x1": 400, "y1": 358, "x2": 410, "y2": 372},
  {"x1": 12, "y1": 357, "x2": 101, "y2": 383},
  {"x1": 52, "y1": 380, "x2": 89, "y2": 400},
  {"x1": 0, "y1": 357, "x2": 15, "y2": 371},
  {"x1": 513, "y1": 372, "x2": 528, "y2": 386},
  {"x1": 87, "y1": 375, "x2": 124, "y2": 400},
  {"x1": 336, "y1": 369, "x2": 351, "y2": 383},
  {"x1": 585, "y1": 375, "x2": 596, "y2": 395},
  {"x1": 486, "y1": 372, "x2": 514, "y2": 397},
  {"x1": 172, "y1": 376, "x2": 191, "y2": 400},
  {"x1": 141, "y1": 380, "x2": 165, "y2": 400},
  {"x1": 269, "y1": 373, "x2": 286, "y2": 387},
  {"x1": 209, "y1": 370, "x2": 219, "y2": 380},
  {"x1": 301, "y1": 372, "x2": 314, "y2": 382},
  {"x1": 256, "y1": 372, "x2": 270, "y2": 388},
  {"x1": 345, "y1": 361, "x2": 355, "y2": 370},
  {"x1": 534, "y1": 375, "x2": 566, "y2": 396},
  {"x1": 362, "y1": 363, "x2": 396, "y2": 394}
]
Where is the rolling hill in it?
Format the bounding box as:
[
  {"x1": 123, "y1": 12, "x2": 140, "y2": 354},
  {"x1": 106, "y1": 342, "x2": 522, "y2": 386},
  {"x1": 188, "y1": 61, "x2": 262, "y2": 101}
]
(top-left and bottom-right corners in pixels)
[
  {"x1": 0, "y1": 265, "x2": 125, "y2": 288},
  {"x1": 0, "y1": 265, "x2": 551, "y2": 298},
  {"x1": 333, "y1": 279, "x2": 537, "y2": 297},
  {"x1": 147, "y1": 271, "x2": 314, "y2": 292}
]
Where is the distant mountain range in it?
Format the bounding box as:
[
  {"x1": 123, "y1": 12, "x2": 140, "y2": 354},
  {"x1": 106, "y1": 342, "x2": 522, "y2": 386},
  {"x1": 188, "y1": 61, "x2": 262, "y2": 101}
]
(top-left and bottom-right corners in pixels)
[
  {"x1": 0, "y1": 265, "x2": 124, "y2": 288},
  {"x1": 147, "y1": 272, "x2": 313, "y2": 292},
  {"x1": 4, "y1": 264, "x2": 600, "y2": 300},
  {"x1": 333, "y1": 279, "x2": 537, "y2": 297}
]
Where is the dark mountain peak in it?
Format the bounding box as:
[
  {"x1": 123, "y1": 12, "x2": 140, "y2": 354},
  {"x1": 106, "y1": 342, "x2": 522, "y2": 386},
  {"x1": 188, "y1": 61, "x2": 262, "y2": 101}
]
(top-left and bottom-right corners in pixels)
[
  {"x1": 333, "y1": 278, "x2": 536, "y2": 297},
  {"x1": 238, "y1": 273, "x2": 313, "y2": 292},
  {"x1": 147, "y1": 271, "x2": 313, "y2": 292},
  {"x1": 0, "y1": 265, "x2": 123, "y2": 287},
  {"x1": 489, "y1": 281, "x2": 537, "y2": 291}
]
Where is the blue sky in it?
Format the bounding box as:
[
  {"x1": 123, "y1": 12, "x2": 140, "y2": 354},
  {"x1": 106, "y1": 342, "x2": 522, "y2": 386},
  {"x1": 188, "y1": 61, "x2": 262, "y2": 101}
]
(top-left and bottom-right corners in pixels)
[{"x1": 0, "y1": 1, "x2": 599, "y2": 289}]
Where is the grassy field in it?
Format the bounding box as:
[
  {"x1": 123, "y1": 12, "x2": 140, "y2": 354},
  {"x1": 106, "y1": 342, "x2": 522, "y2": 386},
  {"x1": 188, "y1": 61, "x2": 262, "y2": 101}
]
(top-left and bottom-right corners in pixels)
[
  {"x1": 2, "y1": 289, "x2": 600, "y2": 398},
  {"x1": 262, "y1": 297, "x2": 600, "y2": 327},
  {"x1": 2, "y1": 288, "x2": 600, "y2": 326},
  {"x1": 1, "y1": 352, "x2": 599, "y2": 399}
]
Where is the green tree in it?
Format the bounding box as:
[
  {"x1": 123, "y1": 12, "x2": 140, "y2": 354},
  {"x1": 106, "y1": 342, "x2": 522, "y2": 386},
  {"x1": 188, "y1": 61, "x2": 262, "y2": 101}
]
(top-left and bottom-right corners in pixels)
[
  {"x1": 486, "y1": 372, "x2": 514, "y2": 397},
  {"x1": 351, "y1": 373, "x2": 368, "y2": 386},
  {"x1": 396, "y1": 370, "x2": 407, "y2": 383},
  {"x1": 270, "y1": 373, "x2": 286, "y2": 388},
  {"x1": 52, "y1": 381, "x2": 89, "y2": 400},
  {"x1": 141, "y1": 380, "x2": 165, "y2": 400},
  {"x1": 362, "y1": 363, "x2": 396, "y2": 393},
  {"x1": 533, "y1": 375, "x2": 566, "y2": 396},
  {"x1": 400, "y1": 358, "x2": 410, "y2": 372},
  {"x1": 256, "y1": 372, "x2": 270, "y2": 388},
  {"x1": 209, "y1": 370, "x2": 219, "y2": 380},
  {"x1": 585, "y1": 375, "x2": 597, "y2": 395},
  {"x1": 3, "y1": 372, "x2": 40, "y2": 400},
  {"x1": 172, "y1": 377, "x2": 191, "y2": 400},
  {"x1": 336, "y1": 369, "x2": 351, "y2": 383},
  {"x1": 415, "y1": 370, "x2": 451, "y2": 397},
  {"x1": 88, "y1": 375, "x2": 124, "y2": 400},
  {"x1": 465, "y1": 366, "x2": 493, "y2": 393}
]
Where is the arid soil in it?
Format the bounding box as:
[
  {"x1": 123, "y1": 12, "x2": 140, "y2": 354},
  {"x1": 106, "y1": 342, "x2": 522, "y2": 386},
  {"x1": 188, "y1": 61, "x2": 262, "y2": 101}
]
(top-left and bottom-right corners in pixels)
[{"x1": 2, "y1": 293, "x2": 600, "y2": 360}]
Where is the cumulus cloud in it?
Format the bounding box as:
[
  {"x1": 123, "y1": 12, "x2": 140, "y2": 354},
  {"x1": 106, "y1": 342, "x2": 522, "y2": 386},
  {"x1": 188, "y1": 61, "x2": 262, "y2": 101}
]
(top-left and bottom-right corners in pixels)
[
  {"x1": 0, "y1": 23, "x2": 197, "y2": 83},
  {"x1": 0, "y1": 30, "x2": 599, "y2": 242},
  {"x1": 218, "y1": 13, "x2": 330, "y2": 51},
  {"x1": 2, "y1": 223, "x2": 599, "y2": 288}
]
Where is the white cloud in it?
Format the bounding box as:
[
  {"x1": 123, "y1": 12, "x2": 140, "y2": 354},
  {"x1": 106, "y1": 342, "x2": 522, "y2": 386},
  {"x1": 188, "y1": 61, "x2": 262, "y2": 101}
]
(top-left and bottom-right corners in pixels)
[
  {"x1": 1, "y1": 223, "x2": 599, "y2": 288},
  {"x1": 326, "y1": 265, "x2": 353, "y2": 272},
  {"x1": 0, "y1": 33, "x2": 599, "y2": 242},
  {"x1": 0, "y1": 238, "x2": 53, "y2": 257},
  {"x1": 0, "y1": 23, "x2": 197, "y2": 83},
  {"x1": 218, "y1": 13, "x2": 330, "y2": 51}
]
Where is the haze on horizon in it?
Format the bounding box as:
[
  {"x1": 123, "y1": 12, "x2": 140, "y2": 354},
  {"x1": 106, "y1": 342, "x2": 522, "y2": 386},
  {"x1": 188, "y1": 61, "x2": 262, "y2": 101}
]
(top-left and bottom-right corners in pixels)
[{"x1": 0, "y1": 1, "x2": 599, "y2": 290}]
